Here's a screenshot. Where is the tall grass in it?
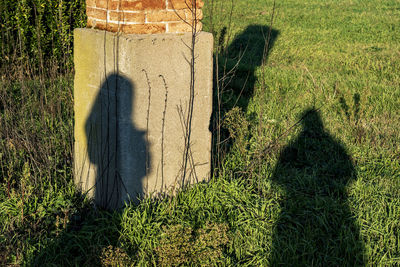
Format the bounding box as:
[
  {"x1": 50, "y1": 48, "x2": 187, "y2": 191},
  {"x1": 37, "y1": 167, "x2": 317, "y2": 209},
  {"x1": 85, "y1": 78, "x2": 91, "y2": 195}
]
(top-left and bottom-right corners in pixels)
[
  {"x1": 0, "y1": 0, "x2": 86, "y2": 79},
  {"x1": 0, "y1": 0, "x2": 86, "y2": 205},
  {"x1": 0, "y1": 0, "x2": 86, "y2": 263}
]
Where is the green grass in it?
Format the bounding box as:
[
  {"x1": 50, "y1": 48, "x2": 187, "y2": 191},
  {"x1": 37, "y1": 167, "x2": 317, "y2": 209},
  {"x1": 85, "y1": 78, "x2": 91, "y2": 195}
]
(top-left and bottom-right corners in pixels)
[{"x1": 1, "y1": 0, "x2": 400, "y2": 265}]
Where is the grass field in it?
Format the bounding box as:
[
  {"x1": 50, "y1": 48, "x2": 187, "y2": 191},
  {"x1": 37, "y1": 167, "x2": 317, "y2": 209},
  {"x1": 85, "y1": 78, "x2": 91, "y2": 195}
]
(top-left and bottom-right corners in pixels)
[{"x1": 1, "y1": 0, "x2": 399, "y2": 265}]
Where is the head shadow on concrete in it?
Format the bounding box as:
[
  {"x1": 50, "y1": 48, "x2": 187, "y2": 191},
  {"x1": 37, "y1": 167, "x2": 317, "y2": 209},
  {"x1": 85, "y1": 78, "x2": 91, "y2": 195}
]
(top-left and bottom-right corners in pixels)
[
  {"x1": 269, "y1": 108, "x2": 365, "y2": 265},
  {"x1": 84, "y1": 73, "x2": 149, "y2": 209},
  {"x1": 30, "y1": 73, "x2": 146, "y2": 265}
]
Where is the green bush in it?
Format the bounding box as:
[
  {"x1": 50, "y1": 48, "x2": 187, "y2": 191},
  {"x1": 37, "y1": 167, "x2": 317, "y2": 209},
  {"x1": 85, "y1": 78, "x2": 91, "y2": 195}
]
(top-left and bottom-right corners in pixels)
[{"x1": 0, "y1": 0, "x2": 86, "y2": 77}]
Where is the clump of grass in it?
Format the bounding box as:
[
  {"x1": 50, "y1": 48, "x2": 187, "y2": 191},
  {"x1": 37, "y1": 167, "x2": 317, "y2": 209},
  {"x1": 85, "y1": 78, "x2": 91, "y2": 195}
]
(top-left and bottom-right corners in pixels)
[
  {"x1": 223, "y1": 106, "x2": 250, "y2": 157},
  {"x1": 100, "y1": 245, "x2": 133, "y2": 267},
  {"x1": 155, "y1": 222, "x2": 230, "y2": 266}
]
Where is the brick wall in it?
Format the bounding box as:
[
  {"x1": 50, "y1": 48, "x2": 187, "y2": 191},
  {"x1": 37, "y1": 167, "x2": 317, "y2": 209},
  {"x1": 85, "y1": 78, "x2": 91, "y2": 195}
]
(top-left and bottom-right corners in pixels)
[{"x1": 86, "y1": 0, "x2": 204, "y2": 34}]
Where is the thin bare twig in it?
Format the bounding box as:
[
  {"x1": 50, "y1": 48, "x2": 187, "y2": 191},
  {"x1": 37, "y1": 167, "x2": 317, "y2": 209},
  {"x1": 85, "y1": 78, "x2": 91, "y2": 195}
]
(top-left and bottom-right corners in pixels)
[
  {"x1": 181, "y1": 0, "x2": 200, "y2": 187},
  {"x1": 159, "y1": 74, "x2": 169, "y2": 191}
]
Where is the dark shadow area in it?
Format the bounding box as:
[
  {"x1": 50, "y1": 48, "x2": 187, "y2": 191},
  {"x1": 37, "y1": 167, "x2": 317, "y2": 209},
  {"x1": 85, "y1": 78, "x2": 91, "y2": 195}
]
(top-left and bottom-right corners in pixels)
[
  {"x1": 29, "y1": 203, "x2": 123, "y2": 266},
  {"x1": 211, "y1": 25, "x2": 279, "y2": 169},
  {"x1": 29, "y1": 73, "x2": 149, "y2": 265},
  {"x1": 84, "y1": 73, "x2": 148, "y2": 209},
  {"x1": 270, "y1": 108, "x2": 365, "y2": 266},
  {"x1": 216, "y1": 24, "x2": 279, "y2": 113}
]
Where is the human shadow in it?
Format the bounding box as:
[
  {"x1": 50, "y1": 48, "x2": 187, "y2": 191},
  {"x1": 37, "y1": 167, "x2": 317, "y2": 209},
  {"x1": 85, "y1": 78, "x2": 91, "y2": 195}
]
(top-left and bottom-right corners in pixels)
[
  {"x1": 216, "y1": 24, "x2": 279, "y2": 113},
  {"x1": 85, "y1": 73, "x2": 148, "y2": 209},
  {"x1": 269, "y1": 108, "x2": 365, "y2": 266},
  {"x1": 29, "y1": 73, "x2": 148, "y2": 265},
  {"x1": 211, "y1": 24, "x2": 279, "y2": 168}
]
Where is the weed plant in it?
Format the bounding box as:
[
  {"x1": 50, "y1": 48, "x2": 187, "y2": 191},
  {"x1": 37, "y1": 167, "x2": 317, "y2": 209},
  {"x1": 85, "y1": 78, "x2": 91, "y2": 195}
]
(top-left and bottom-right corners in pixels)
[{"x1": 1, "y1": 0, "x2": 400, "y2": 265}]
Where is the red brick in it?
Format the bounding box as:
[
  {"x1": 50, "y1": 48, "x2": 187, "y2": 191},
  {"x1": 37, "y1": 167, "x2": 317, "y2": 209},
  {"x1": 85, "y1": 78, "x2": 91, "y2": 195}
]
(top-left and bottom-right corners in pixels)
[
  {"x1": 167, "y1": 0, "x2": 203, "y2": 10},
  {"x1": 147, "y1": 10, "x2": 186, "y2": 22},
  {"x1": 86, "y1": 0, "x2": 204, "y2": 34},
  {"x1": 108, "y1": 0, "x2": 166, "y2": 11},
  {"x1": 122, "y1": 23, "x2": 166, "y2": 34},
  {"x1": 86, "y1": 0, "x2": 96, "y2": 8},
  {"x1": 167, "y1": 21, "x2": 202, "y2": 33},
  {"x1": 184, "y1": 8, "x2": 203, "y2": 21},
  {"x1": 89, "y1": 20, "x2": 167, "y2": 34},
  {"x1": 95, "y1": 0, "x2": 109, "y2": 8},
  {"x1": 87, "y1": 17, "x2": 96, "y2": 28},
  {"x1": 109, "y1": 11, "x2": 146, "y2": 23},
  {"x1": 86, "y1": 7, "x2": 107, "y2": 20}
]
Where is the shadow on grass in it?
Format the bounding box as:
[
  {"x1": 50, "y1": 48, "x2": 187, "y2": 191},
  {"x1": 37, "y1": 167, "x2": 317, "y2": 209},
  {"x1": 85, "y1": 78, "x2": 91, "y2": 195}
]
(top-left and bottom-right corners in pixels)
[
  {"x1": 29, "y1": 204, "x2": 122, "y2": 266},
  {"x1": 270, "y1": 108, "x2": 365, "y2": 266},
  {"x1": 216, "y1": 24, "x2": 279, "y2": 113},
  {"x1": 212, "y1": 25, "x2": 279, "y2": 168}
]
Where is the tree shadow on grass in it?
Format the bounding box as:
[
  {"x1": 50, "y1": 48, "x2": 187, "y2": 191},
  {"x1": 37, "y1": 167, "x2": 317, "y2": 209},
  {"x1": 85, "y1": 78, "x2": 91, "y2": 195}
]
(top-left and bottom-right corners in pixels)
[{"x1": 269, "y1": 108, "x2": 365, "y2": 266}]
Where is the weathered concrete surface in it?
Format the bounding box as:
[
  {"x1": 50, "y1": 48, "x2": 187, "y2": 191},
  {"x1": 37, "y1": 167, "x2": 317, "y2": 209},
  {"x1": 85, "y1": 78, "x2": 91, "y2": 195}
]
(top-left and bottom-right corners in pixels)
[{"x1": 74, "y1": 28, "x2": 213, "y2": 209}]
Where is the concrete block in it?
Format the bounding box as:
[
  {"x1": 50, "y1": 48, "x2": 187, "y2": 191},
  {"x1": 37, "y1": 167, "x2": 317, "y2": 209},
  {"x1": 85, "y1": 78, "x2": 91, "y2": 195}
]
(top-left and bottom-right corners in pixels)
[{"x1": 74, "y1": 28, "x2": 213, "y2": 209}]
